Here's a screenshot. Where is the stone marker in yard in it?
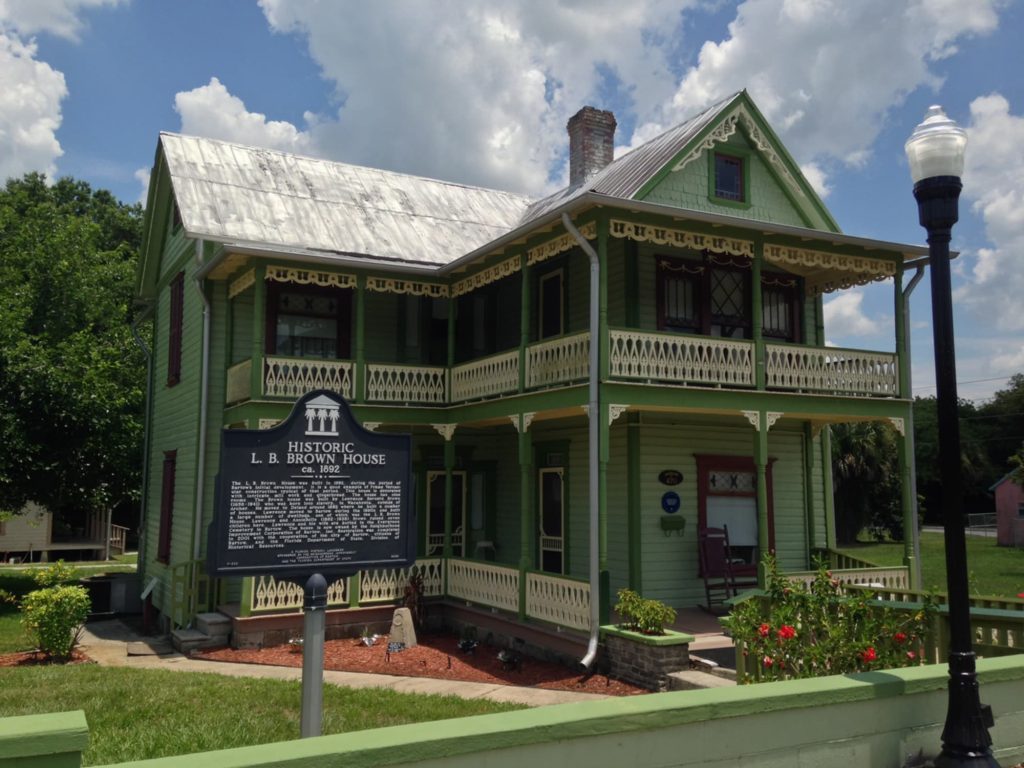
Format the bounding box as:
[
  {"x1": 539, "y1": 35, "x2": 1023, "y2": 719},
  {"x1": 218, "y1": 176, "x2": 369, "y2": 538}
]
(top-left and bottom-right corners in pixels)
[{"x1": 390, "y1": 607, "x2": 417, "y2": 648}]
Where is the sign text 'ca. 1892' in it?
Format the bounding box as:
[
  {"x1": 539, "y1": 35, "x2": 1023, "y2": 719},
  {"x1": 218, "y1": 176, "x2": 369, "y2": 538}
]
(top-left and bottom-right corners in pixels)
[{"x1": 207, "y1": 390, "x2": 413, "y2": 578}]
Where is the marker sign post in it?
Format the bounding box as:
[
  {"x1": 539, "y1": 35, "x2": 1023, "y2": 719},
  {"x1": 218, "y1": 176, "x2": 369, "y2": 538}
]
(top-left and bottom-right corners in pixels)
[{"x1": 208, "y1": 390, "x2": 412, "y2": 737}]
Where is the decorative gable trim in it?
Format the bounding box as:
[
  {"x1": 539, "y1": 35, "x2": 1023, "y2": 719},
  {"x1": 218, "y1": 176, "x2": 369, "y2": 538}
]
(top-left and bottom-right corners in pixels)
[
  {"x1": 228, "y1": 269, "x2": 256, "y2": 299},
  {"x1": 527, "y1": 221, "x2": 596, "y2": 266},
  {"x1": 610, "y1": 218, "x2": 754, "y2": 258}
]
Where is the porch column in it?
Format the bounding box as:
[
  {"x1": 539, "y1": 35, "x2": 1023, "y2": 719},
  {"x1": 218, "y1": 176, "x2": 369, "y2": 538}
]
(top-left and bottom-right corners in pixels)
[
  {"x1": 896, "y1": 419, "x2": 919, "y2": 588},
  {"x1": 752, "y1": 410, "x2": 771, "y2": 587},
  {"x1": 517, "y1": 416, "x2": 533, "y2": 620},
  {"x1": 802, "y1": 423, "x2": 817, "y2": 568},
  {"x1": 443, "y1": 435, "x2": 455, "y2": 558},
  {"x1": 752, "y1": 238, "x2": 766, "y2": 390},
  {"x1": 821, "y1": 427, "x2": 837, "y2": 551},
  {"x1": 627, "y1": 413, "x2": 642, "y2": 591},
  {"x1": 250, "y1": 264, "x2": 266, "y2": 399},
  {"x1": 354, "y1": 274, "x2": 366, "y2": 402},
  {"x1": 518, "y1": 252, "x2": 530, "y2": 393}
]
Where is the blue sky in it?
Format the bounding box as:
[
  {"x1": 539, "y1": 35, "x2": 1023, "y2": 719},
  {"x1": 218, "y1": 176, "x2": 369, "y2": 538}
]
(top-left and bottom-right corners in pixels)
[{"x1": 1, "y1": 0, "x2": 1021, "y2": 403}]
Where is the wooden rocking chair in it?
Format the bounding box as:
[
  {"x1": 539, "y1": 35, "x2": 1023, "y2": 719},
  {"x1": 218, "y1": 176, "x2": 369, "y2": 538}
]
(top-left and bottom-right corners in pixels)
[{"x1": 697, "y1": 525, "x2": 757, "y2": 612}]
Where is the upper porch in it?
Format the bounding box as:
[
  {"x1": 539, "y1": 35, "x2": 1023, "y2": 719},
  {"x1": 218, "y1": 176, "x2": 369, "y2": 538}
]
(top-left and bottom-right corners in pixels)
[{"x1": 213, "y1": 206, "x2": 921, "y2": 421}]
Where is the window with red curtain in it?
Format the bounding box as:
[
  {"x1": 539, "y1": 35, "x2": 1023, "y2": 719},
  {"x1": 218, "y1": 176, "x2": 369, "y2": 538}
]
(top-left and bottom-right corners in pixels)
[{"x1": 157, "y1": 450, "x2": 177, "y2": 564}]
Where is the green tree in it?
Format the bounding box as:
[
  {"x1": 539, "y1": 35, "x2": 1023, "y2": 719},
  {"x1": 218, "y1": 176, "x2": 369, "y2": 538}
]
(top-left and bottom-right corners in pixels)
[
  {"x1": 831, "y1": 421, "x2": 901, "y2": 544},
  {"x1": 0, "y1": 173, "x2": 144, "y2": 525}
]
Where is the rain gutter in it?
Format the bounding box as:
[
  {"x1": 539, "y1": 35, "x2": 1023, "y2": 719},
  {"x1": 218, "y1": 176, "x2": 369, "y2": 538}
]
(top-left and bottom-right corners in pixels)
[
  {"x1": 561, "y1": 212, "x2": 601, "y2": 669},
  {"x1": 192, "y1": 238, "x2": 211, "y2": 565}
]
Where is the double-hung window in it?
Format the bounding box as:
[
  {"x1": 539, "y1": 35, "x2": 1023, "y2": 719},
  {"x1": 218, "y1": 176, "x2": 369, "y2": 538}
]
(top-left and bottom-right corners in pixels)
[{"x1": 266, "y1": 283, "x2": 351, "y2": 359}]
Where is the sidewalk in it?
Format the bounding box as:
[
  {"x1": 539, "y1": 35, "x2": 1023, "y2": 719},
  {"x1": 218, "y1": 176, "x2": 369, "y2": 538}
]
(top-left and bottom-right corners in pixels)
[{"x1": 78, "y1": 620, "x2": 612, "y2": 706}]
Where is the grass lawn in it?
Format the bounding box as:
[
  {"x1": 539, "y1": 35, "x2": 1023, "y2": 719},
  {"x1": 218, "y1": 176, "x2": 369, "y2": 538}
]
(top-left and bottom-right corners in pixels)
[
  {"x1": 836, "y1": 531, "x2": 1024, "y2": 598},
  {"x1": 0, "y1": 666, "x2": 521, "y2": 765}
]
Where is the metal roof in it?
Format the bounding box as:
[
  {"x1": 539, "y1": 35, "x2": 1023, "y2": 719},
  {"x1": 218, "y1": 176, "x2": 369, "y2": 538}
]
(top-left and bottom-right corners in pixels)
[
  {"x1": 520, "y1": 93, "x2": 740, "y2": 224},
  {"x1": 160, "y1": 132, "x2": 534, "y2": 266}
]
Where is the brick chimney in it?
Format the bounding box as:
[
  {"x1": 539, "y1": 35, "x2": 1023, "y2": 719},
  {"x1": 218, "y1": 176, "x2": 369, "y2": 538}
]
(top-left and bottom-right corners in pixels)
[{"x1": 567, "y1": 106, "x2": 616, "y2": 187}]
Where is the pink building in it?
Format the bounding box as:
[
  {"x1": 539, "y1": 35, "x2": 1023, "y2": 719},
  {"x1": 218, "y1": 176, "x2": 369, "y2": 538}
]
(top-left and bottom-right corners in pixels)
[{"x1": 991, "y1": 474, "x2": 1024, "y2": 548}]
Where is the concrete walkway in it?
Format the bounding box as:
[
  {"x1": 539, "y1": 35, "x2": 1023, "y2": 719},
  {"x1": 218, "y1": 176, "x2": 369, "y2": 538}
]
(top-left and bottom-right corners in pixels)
[{"x1": 78, "y1": 620, "x2": 612, "y2": 706}]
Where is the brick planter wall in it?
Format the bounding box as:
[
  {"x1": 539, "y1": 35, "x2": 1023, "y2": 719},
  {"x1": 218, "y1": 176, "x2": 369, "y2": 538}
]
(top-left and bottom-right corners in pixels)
[{"x1": 601, "y1": 626, "x2": 694, "y2": 691}]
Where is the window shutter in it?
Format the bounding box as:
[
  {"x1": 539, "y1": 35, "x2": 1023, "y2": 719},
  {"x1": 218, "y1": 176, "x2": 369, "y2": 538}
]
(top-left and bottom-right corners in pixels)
[{"x1": 157, "y1": 450, "x2": 177, "y2": 563}]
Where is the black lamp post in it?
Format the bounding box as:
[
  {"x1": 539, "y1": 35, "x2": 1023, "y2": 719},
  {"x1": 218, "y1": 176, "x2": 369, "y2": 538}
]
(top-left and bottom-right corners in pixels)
[{"x1": 906, "y1": 106, "x2": 999, "y2": 767}]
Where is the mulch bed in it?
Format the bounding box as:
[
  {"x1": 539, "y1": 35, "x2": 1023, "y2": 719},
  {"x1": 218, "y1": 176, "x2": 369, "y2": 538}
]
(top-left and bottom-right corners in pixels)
[
  {"x1": 0, "y1": 649, "x2": 91, "y2": 667},
  {"x1": 195, "y1": 632, "x2": 649, "y2": 696}
]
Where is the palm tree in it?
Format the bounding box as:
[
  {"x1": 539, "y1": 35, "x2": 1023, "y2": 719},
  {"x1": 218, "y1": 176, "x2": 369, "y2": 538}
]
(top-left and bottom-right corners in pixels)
[{"x1": 831, "y1": 421, "x2": 900, "y2": 544}]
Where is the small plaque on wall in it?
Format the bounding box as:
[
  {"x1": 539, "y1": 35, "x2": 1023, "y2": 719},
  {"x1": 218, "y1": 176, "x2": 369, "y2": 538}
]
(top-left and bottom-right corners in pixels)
[
  {"x1": 659, "y1": 469, "x2": 683, "y2": 486},
  {"x1": 661, "y1": 491, "x2": 681, "y2": 514}
]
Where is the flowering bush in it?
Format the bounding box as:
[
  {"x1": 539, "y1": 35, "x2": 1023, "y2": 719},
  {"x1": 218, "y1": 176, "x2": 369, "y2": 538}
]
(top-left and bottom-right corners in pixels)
[{"x1": 722, "y1": 555, "x2": 934, "y2": 683}]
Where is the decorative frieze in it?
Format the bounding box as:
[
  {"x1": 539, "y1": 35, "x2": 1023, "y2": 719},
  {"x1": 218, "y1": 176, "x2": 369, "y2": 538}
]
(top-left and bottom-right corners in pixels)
[
  {"x1": 265, "y1": 265, "x2": 356, "y2": 290},
  {"x1": 365, "y1": 276, "x2": 448, "y2": 298},
  {"x1": 671, "y1": 114, "x2": 739, "y2": 173},
  {"x1": 527, "y1": 221, "x2": 596, "y2": 266},
  {"x1": 763, "y1": 244, "x2": 896, "y2": 296},
  {"x1": 228, "y1": 268, "x2": 256, "y2": 299},
  {"x1": 451, "y1": 256, "x2": 520, "y2": 297},
  {"x1": 610, "y1": 219, "x2": 754, "y2": 258}
]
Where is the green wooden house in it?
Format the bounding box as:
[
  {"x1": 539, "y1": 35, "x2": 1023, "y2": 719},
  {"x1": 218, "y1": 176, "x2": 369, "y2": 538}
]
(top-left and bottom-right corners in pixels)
[{"x1": 135, "y1": 91, "x2": 925, "y2": 651}]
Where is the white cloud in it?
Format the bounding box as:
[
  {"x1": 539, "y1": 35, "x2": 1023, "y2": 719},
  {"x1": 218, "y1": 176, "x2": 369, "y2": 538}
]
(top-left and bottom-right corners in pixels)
[
  {"x1": 633, "y1": 0, "x2": 1001, "y2": 195},
  {"x1": 955, "y1": 93, "x2": 1024, "y2": 331},
  {"x1": 0, "y1": 0, "x2": 125, "y2": 183},
  {"x1": 0, "y1": 0, "x2": 126, "y2": 41},
  {"x1": 174, "y1": 77, "x2": 314, "y2": 154},
  {"x1": 253, "y1": 0, "x2": 694, "y2": 194},
  {"x1": 133, "y1": 166, "x2": 149, "y2": 205},
  {"x1": 799, "y1": 161, "x2": 830, "y2": 198},
  {"x1": 823, "y1": 290, "x2": 882, "y2": 337},
  {"x1": 0, "y1": 31, "x2": 66, "y2": 181}
]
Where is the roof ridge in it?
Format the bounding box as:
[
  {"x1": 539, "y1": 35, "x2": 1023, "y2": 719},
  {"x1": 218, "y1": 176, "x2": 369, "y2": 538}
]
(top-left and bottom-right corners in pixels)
[{"x1": 159, "y1": 131, "x2": 535, "y2": 202}]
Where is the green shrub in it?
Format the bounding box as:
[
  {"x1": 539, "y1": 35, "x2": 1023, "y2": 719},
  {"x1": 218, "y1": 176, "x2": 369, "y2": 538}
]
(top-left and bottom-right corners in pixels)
[
  {"x1": 33, "y1": 560, "x2": 78, "y2": 588},
  {"x1": 21, "y1": 585, "x2": 91, "y2": 661},
  {"x1": 614, "y1": 588, "x2": 677, "y2": 635},
  {"x1": 723, "y1": 555, "x2": 935, "y2": 683}
]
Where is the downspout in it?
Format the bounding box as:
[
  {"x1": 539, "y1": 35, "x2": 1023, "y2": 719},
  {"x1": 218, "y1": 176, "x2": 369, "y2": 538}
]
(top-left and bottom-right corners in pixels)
[
  {"x1": 561, "y1": 213, "x2": 601, "y2": 668},
  {"x1": 130, "y1": 305, "x2": 154, "y2": 569},
  {"x1": 192, "y1": 238, "x2": 211, "y2": 568},
  {"x1": 903, "y1": 264, "x2": 926, "y2": 589}
]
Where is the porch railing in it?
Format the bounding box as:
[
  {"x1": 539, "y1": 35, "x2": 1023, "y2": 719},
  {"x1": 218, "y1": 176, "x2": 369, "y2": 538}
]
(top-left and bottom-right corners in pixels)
[
  {"x1": 365, "y1": 363, "x2": 447, "y2": 405},
  {"x1": 450, "y1": 350, "x2": 519, "y2": 403},
  {"x1": 785, "y1": 565, "x2": 910, "y2": 591},
  {"x1": 765, "y1": 343, "x2": 898, "y2": 397},
  {"x1": 526, "y1": 332, "x2": 589, "y2": 389},
  {"x1": 609, "y1": 329, "x2": 755, "y2": 387},
  {"x1": 446, "y1": 558, "x2": 520, "y2": 613},
  {"x1": 525, "y1": 571, "x2": 590, "y2": 631},
  {"x1": 264, "y1": 356, "x2": 354, "y2": 399},
  {"x1": 246, "y1": 559, "x2": 444, "y2": 614},
  {"x1": 109, "y1": 524, "x2": 129, "y2": 556}
]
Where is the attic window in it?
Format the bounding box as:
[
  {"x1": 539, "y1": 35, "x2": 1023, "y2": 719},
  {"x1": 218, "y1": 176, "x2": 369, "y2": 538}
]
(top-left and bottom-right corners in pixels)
[{"x1": 713, "y1": 153, "x2": 745, "y2": 202}]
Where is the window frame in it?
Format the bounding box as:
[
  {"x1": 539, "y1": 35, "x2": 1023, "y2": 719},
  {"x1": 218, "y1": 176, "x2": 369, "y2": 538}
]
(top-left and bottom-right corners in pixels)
[
  {"x1": 708, "y1": 149, "x2": 752, "y2": 209},
  {"x1": 694, "y1": 454, "x2": 775, "y2": 576},
  {"x1": 264, "y1": 281, "x2": 352, "y2": 360},
  {"x1": 166, "y1": 271, "x2": 184, "y2": 387},
  {"x1": 656, "y1": 256, "x2": 703, "y2": 334},
  {"x1": 157, "y1": 450, "x2": 177, "y2": 564},
  {"x1": 761, "y1": 273, "x2": 803, "y2": 343}
]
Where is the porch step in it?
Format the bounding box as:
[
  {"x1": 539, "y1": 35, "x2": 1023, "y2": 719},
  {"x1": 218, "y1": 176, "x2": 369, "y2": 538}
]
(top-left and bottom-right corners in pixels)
[
  {"x1": 667, "y1": 669, "x2": 736, "y2": 690},
  {"x1": 195, "y1": 612, "x2": 232, "y2": 639},
  {"x1": 171, "y1": 628, "x2": 226, "y2": 654}
]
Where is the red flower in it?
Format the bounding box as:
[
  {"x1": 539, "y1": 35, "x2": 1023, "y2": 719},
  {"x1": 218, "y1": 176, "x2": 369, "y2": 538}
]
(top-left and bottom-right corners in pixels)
[
  {"x1": 893, "y1": 632, "x2": 907, "y2": 644},
  {"x1": 763, "y1": 655, "x2": 774, "y2": 667},
  {"x1": 758, "y1": 623, "x2": 771, "y2": 637},
  {"x1": 906, "y1": 651, "x2": 916, "y2": 661},
  {"x1": 777, "y1": 625, "x2": 796, "y2": 640},
  {"x1": 860, "y1": 647, "x2": 877, "y2": 663},
  {"x1": 1017, "y1": 592, "x2": 1024, "y2": 599}
]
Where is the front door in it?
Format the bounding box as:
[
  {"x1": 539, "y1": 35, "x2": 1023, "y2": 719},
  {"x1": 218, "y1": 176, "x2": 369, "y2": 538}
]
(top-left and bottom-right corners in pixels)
[{"x1": 426, "y1": 470, "x2": 466, "y2": 556}]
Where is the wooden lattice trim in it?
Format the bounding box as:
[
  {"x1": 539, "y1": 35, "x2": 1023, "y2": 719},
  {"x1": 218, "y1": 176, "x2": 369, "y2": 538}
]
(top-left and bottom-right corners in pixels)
[
  {"x1": 527, "y1": 221, "x2": 596, "y2": 266},
  {"x1": 365, "y1": 277, "x2": 449, "y2": 298},
  {"x1": 265, "y1": 265, "x2": 356, "y2": 290},
  {"x1": 451, "y1": 256, "x2": 520, "y2": 297},
  {"x1": 610, "y1": 218, "x2": 754, "y2": 258},
  {"x1": 764, "y1": 244, "x2": 897, "y2": 295}
]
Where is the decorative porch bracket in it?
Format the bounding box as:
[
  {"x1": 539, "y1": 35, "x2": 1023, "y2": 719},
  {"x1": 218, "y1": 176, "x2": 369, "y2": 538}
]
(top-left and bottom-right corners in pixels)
[
  {"x1": 742, "y1": 410, "x2": 783, "y2": 432},
  {"x1": 509, "y1": 412, "x2": 535, "y2": 433},
  {"x1": 431, "y1": 423, "x2": 457, "y2": 441}
]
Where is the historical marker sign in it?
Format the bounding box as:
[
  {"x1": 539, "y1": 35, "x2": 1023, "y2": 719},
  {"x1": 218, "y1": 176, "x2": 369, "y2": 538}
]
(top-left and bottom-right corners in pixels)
[{"x1": 207, "y1": 390, "x2": 413, "y2": 578}]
